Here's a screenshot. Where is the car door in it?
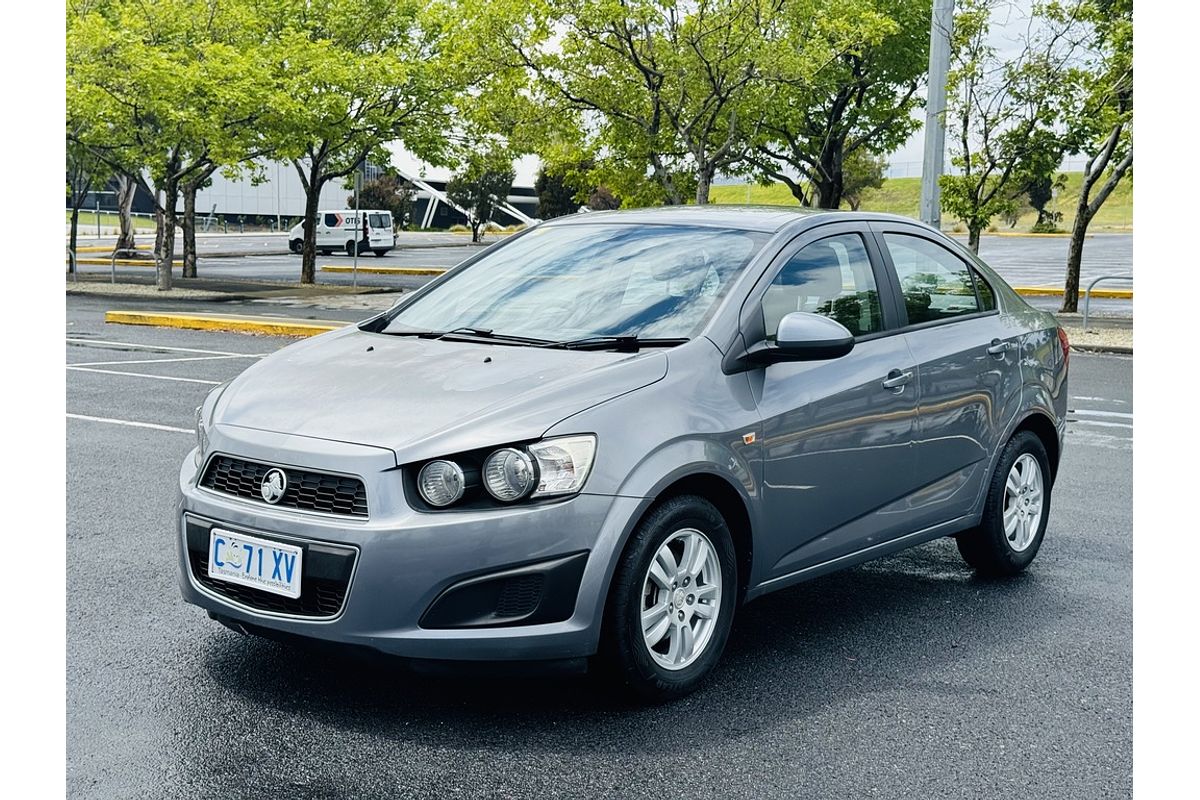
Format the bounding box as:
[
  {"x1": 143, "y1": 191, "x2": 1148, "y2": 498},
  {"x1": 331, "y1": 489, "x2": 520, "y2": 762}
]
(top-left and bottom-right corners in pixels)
[
  {"x1": 742, "y1": 223, "x2": 924, "y2": 581},
  {"x1": 870, "y1": 222, "x2": 1024, "y2": 529}
]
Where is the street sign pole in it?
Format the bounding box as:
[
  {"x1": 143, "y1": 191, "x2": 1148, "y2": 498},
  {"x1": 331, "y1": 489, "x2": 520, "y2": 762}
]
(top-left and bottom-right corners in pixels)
[{"x1": 920, "y1": 0, "x2": 955, "y2": 229}]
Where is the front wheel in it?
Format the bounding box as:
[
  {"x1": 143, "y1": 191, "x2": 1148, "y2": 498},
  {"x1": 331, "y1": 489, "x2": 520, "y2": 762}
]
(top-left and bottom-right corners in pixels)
[
  {"x1": 956, "y1": 430, "x2": 1052, "y2": 576},
  {"x1": 600, "y1": 495, "x2": 737, "y2": 703},
  {"x1": 289, "y1": 238, "x2": 302, "y2": 254}
]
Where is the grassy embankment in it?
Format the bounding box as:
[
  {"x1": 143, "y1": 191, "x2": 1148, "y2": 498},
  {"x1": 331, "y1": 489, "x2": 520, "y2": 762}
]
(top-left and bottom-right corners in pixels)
[{"x1": 710, "y1": 172, "x2": 1132, "y2": 233}]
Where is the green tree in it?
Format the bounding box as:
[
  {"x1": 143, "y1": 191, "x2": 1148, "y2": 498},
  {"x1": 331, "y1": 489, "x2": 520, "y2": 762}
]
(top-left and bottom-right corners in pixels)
[
  {"x1": 748, "y1": 0, "x2": 928, "y2": 209},
  {"x1": 445, "y1": 153, "x2": 516, "y2": 242},
  {"x1": 473, "y1": 1, "x2": 764, "y2": 204},
  {"x1": 1056, "y1": 0, "x2": 1132, "y2": 312},
  {"x1": 262, "y1": 0, "x2": 460, "y2": 283},
  {"x1": 67, "y1": 0, "x2": 270, "y2": 288},
  {"x1": 349, "y1": 174, "x2": 417, "y2": 229},
  {"x1": 66, "y1": 133, "x2": 107, "y2": 270},
  {"x1": 939, "y1": 0, "x2": 1085, "y2": 252},
  {"x1": 534, "y1": 161, "x2": 592, "y2": 219},
  {"x1": 841, "y1": 149, "x2": 887, "y2": 210}
]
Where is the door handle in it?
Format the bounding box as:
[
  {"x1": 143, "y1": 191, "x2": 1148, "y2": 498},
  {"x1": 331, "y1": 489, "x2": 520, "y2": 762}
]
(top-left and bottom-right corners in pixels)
[
  {"x1": 881, "y1": 369, "x2": 913, "y2": 391},
  {"x1": 987, "y1": 338, "x2": 1013, "y2": 357}
]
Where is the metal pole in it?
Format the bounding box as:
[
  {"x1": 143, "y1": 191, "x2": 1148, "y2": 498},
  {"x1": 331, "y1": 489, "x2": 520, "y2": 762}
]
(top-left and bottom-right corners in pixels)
[
  {"x1": 920, "y1": 0, "x2": 955, "y2": 228},
  {"x1": 275, "y1": 162, "x2": 282, "y2": 233},
  {"x1": 1082, "y1": 274, "x2": 1133, "y2": 331},
  {"x1": 353, "y1": 170, "x2": 362, "y2": 290},
  {"x1": 95, "y1": 196, "x2": 101, "y2": 238}
]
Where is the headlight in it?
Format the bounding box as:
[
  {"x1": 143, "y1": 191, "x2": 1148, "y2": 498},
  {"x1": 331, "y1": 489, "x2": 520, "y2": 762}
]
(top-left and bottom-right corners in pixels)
[
  {"x1": 194, "y1": 405, "x2": 209, "y2": 467},
  {"x1": 418, "y1": 460, "x2": 466, "y2": 507},
  {"x1": 529, "y1": 435, "x2": 596, "y2": 498},
  {"x1": 483, "y1": 448, "x2": 536, "y2": 502}
]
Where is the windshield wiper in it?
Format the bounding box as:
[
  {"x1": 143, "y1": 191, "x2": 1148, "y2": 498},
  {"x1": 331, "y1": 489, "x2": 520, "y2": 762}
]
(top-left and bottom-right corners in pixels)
[
  {"x1": 539, "y1": 336, "x2": 690, "y2": 352},
  {"x1": 380, "y1": 326, "x2": 553, "y2": 345}
]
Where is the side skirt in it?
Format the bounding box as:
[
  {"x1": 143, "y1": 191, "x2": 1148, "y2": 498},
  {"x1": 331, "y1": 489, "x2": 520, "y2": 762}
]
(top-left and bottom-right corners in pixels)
[{"x1": 743, "y1": 513, "x2": 976, "y2": 602}]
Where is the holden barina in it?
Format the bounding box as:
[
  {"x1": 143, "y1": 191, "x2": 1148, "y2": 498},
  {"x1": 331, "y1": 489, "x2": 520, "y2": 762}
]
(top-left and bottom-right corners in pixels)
[{"x1": 179, "y1": 207, "x2": 1068, "y2": 702}]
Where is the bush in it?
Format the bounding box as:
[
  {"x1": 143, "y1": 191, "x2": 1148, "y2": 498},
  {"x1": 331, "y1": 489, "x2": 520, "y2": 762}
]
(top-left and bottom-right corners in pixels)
[{"x1": 449, "y1": 224, "x2": 470, "y2": 233}]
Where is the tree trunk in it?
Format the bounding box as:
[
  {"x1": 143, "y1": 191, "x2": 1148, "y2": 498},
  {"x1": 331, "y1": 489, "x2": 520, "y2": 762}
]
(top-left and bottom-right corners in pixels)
[
  {"x1": 967, "y1": 226, "x2": 982, "y2": 254},
  {"x1": 814, "y1": 143, "x2": 845, "y2": 209},
  {"x1": 301, "y1": 175, "x2": 321, "y2": 284},
  {"x1": 116, "y1": 174, "x2": 137, "y2": 252},
  {"x1": 1060, "y1": 210, "x2": 1090, "y2": 313},
  {"x1": 182, "y1": 183, "x2": 198, "y2": 278},
  {"x1": 156, "y1": 182, "x2": 179, "y2": 291},
  {"x1": 69, "y1": 206, "x2": 80, "y2": 273},
  {"x1": 695, "y1": 165, "x2": 714, "y2": 205}
]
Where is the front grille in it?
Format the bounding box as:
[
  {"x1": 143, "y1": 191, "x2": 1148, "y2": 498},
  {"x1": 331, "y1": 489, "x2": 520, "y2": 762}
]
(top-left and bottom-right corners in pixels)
[
  {"x1": 201, "y1": 455, "x2": 368, "y2": 517},
  {"x1": 185, "y1": 517, "x2": 356, "y2": 618}
]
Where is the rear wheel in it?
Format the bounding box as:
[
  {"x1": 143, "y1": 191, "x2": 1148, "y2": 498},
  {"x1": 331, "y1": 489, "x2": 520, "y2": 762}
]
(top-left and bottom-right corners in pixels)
[
  {"x1": 346, "y1": 240, "x2": 357, "y2": 256},
  {"x1": 371, "y1": 249, "x2": 389, "y2": 257},
  {"x1": 600, "y1": 495, "x2": 737, "y2": 703},
  {"x1": 288, "y1": 238, "x2": 302, "y2": 254},
  {"x1": 956, "y1": 430, "x2": 1052, "y2": 576}
]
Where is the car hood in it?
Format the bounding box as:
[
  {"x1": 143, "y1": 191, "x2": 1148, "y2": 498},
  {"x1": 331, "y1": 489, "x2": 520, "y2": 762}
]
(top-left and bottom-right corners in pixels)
[{"x1": 214, "y1": 327, "x2": 668, "y2": 464}]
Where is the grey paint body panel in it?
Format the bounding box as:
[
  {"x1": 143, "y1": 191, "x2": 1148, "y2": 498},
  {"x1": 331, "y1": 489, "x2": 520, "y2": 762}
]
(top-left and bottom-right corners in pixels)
[{"x1": 178, "y1": 207, "x2": 1067, "y2": 661}]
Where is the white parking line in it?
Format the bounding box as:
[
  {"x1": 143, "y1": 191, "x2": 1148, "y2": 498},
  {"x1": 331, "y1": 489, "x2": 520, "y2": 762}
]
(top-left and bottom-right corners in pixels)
[
  {"x1": 66, "y1": 366, "x2": 221, "y2": 385},
  {"x1": 1070, "y1": 419, "x2": 1133, "y2": 429},
  {"x1": 65, "y1": 338, "x2": 269, "y2": 358},
  {"x1": 1072, "y1": 396, "x2": 1129, "y2": 405},
  {"x1": 66, "y1": 413, "x2": 191, "y2": 434},
  {"x1": 1071, "y1": 409, "x2": 1133, "y2": 419},
  {"x1": 70, "y1": 355, "x2": 252, "y2": 367}
]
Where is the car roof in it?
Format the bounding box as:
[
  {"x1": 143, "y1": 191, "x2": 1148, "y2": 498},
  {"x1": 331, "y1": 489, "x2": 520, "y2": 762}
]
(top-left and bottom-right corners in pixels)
[{"x1": 538, "y1": 204, "x2": 931, "y2": 234}]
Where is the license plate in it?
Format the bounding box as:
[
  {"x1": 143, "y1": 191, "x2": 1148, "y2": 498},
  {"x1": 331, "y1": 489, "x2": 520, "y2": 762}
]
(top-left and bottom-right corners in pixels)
[{"x1": 208, "y1": 529, "x2": 303, "y2": 599}]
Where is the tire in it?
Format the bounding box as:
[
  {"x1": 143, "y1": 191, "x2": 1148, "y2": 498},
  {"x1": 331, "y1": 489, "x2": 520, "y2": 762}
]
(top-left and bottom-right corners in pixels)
[
  {"x1": 599, "y1": 495, "x2": 737, "y2": 703},
  {"x1": 372, "y1": 249, "x2": 389, "y2": 257},
  {"x1": 289, "y1": 239, "x2": 302, "y2": 254},
  {"x1": 346, "y1": 240, "x2": 359, "y2": 257},
  {"x1": 956, "y1": 430, "x2": 1052, "y2": 576}
]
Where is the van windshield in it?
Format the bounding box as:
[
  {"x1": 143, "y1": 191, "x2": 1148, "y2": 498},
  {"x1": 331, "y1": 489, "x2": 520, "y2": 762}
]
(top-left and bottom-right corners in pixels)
[{"x1": 382, "y1": 223, "x2": 769, "y2": 342}]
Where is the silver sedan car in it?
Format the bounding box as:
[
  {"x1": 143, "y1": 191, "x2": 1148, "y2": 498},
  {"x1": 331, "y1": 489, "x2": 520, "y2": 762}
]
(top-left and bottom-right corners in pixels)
[{"x1": 179, "y1": 207, "x2": 1068, "y2": 702}]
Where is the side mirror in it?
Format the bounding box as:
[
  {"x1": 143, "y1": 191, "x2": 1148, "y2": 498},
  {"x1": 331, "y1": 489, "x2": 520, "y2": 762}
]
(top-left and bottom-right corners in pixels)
[{"x1": 744, "y1": 312, "x2": 855, "y2": 365}]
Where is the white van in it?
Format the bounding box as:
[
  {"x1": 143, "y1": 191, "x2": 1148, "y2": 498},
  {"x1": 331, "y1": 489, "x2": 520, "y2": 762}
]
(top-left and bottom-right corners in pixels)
[{"x1": 288, "y1": 210, "x2": 395, "y2": 256}]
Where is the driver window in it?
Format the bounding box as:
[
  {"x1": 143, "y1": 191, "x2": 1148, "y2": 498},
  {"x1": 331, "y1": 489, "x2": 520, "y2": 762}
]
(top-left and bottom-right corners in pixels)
[{"x1": 762, "y1": 234, "x2": 883, "y2": 340}]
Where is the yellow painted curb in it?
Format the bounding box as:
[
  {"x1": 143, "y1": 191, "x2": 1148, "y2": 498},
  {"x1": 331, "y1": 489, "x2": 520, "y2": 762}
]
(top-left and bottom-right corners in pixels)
[
  {"x1": 76, "y1": 257, "x2": 184, "y2": 266},
  {"x1": 1013, "y1": 286, "x2": 1133, "y2": 299},
  {"x1": 320, "y1": 265, "x2": 447, "y2": 276},
  {"x1": 74, "y1": 245, "x2": 154, "y2": 253},
  {"x1": 105, "y1": 310, "x2": 343, "y2": 337}
]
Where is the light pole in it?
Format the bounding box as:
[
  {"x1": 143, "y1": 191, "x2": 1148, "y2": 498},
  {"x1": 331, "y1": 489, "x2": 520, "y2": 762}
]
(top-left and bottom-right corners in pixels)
[{"x1": 920, "y1": 0, "x2": 955, "y2": 229}]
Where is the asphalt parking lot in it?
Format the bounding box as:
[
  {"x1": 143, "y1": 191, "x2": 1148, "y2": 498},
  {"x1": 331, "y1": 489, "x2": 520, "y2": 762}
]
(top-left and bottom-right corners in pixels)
[{"x1": 66, "y1": 297, "x2": 1132, "y2": 798}]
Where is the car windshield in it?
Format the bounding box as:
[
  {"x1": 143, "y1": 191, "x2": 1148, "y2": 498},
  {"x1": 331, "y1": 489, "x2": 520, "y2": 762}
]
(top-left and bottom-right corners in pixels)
[{"x1": 382, "y1": 223, "x2": 769, "y2": 342}]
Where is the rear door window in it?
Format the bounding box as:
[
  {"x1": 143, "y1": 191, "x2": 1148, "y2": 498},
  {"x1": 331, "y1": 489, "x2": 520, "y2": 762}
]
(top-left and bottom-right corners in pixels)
[{"x1": 882, "y1": 234, "x2": 982, "y2": 325}]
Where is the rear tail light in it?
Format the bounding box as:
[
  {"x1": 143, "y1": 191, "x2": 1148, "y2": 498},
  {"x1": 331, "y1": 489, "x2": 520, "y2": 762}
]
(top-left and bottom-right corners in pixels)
[{"x1": 1057, "y1": 326, "x2": 1070, "y2": 371}]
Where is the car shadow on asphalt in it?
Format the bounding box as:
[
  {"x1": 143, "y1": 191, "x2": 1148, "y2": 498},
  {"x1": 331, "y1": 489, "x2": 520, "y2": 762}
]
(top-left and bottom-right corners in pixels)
[{"x1": 198, "y1": 537, "x2": 1063, "y2": 752}]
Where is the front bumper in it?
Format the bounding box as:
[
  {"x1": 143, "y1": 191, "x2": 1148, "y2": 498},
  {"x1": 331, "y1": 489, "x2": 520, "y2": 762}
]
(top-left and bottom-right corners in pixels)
[{"x1": 177, "y1": 429, "x2": 643, "y2": 662}]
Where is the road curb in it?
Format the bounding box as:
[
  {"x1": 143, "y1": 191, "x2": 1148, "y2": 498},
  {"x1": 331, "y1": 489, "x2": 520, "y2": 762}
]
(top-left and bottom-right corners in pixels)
[
  {"x1": 1013, "y1": 286, "x2": 1132, "y2": 299},
  {"x1": 77, "y1": 258, "x2": 184, "y2": 266},
  {"x1": 320, "y1": 265, "x2": 448, "y2": 276},
  {"x1": 104, "y1": 310, "x2": 343, "y2": 337},
  {"x1": 1071, "y1": 344, "x2": 1133, "y2": 355}
]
